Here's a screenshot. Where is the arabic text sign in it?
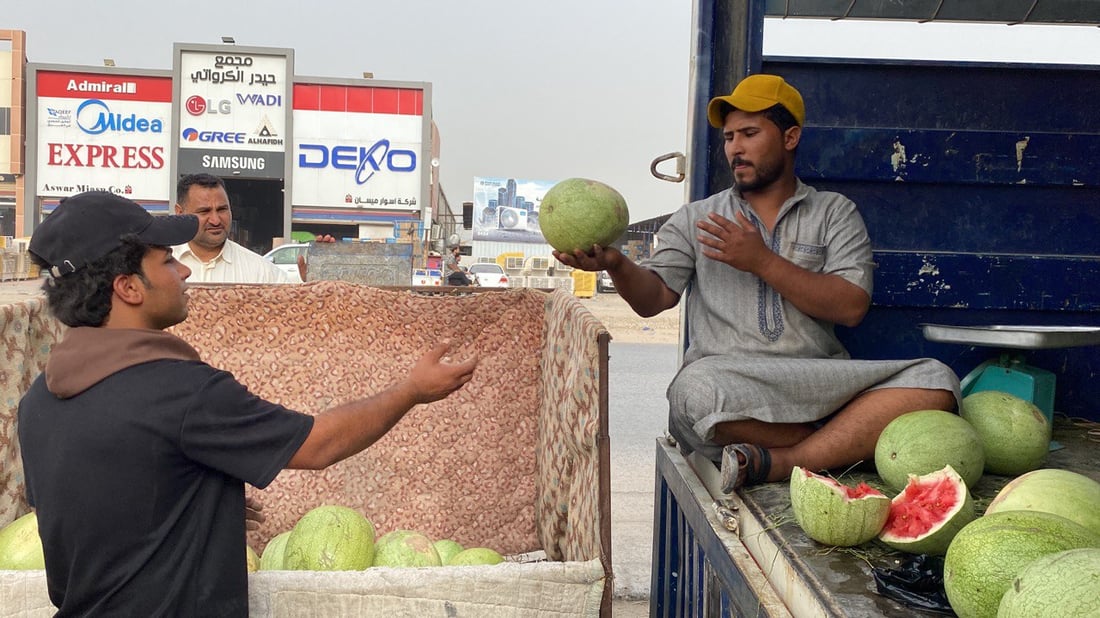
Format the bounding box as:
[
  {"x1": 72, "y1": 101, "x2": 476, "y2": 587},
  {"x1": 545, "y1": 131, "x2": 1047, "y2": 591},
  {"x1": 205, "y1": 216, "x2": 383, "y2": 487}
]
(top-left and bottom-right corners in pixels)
[{"x1": 178, "y1": 50, "x2": 289, "y2": 153}]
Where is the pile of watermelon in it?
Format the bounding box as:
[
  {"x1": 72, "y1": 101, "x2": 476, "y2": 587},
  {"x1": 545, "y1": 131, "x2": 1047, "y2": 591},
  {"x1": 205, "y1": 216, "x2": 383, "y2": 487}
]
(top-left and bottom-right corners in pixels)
[
  {"x1": 260, "y1": 504, "x2": 505, "y2": 571},
  {"x1": 0, "y1": 504, "x2": 505, "y2": 576},
  {"x1": 786, "y1": 390, "x2": 1100, "y2": 617}
]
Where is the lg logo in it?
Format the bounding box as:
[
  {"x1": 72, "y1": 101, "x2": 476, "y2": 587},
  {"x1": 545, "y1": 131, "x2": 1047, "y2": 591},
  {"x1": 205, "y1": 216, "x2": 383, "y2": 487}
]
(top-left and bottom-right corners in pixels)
[{"x1": 185, "y1": 95, "x2": 231, "y2": 116}]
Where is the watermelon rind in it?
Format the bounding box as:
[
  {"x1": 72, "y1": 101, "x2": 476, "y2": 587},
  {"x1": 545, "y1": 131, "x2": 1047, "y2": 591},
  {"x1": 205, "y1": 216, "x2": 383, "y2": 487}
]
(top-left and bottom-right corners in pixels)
[
  {"x1": 0, "y1": 512, "x2": 45, "y2": 570},
  {"x1": 997, "y1": 547, "x2": 1100, "y2": 618},
  {"x1": 960, "y1": 390, "x2": 1051, "y2": 476},
  {"x1": 433, "y1": 539, "x2": 465, "y2": 566},
  {"x1": 283, "y1": 505, "x2": 376, "y2": 571},
  {"x1": 259, "y1": 530, "x2": 292, "y2": 571},
  {"x1": 874, "y1": 410, "x2": 985, "y2": 492},
  {"x1": 985, "y1": 468, "x2": 1100, "y2": 537},
  {"x1": 372, "y1": 530, "x2": 442, "y2": 568},
  {"x1": 879, "y1": 465, "x2": 975, "y2": 556},
  {"x1": 943, "y1": 510, "x2": 1100, "y2": 618},
  {"x1": 789, "y1": 466, "x2": 890, "y2": 547},
  {"x1": 448, "y1": 547, "x2": 505, "y2": 566}
]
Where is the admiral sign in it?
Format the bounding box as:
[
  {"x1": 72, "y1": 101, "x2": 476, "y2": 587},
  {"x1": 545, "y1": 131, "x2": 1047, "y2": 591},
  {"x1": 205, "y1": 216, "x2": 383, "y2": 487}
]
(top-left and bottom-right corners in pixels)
[
  {"x1": 291, "y1": 83, "x2": 425, "y2": 210},
  {"x1": 176, "y1": 49, "x2": 290, "y2": 178},
  {"x1": 35, "y1": 70, "x2": 172, "y2": 201}
]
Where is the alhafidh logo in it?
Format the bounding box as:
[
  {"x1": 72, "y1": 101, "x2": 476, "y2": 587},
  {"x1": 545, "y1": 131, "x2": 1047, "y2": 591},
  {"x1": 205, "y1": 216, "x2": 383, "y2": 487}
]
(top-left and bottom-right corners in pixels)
[
  {"x1": 248, "y1": 115, "x2": 283, "y2": 146},
  {"x1": 45, "y1": 107, "x2": 72, "y2": 128}
]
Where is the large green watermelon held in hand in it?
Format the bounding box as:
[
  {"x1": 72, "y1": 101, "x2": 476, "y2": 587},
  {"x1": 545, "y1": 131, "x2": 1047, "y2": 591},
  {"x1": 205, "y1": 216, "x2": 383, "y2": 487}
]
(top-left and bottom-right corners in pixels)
[
  {"x1": 959, "y1": 390, "x2": 1051, "y2": 476},
  {"x1": 984, "y1": 468, "x2": 1100, "y2": 536},
  {"x1": 878, "y1": 465, "x2": 975, "y2": 556},
  {"x1": 997, "y1": 547, "x2": 1100, "y2": 617},
  {"x1": 538, "y1": 178, "x2": 629, "y2": 254},
  {"x1": 789, "y1": 466, "x2": 890, "y2": 547},
  {"x1": 283, "y1": 505, "x2": 376, "y2": 571},
  {"x1": 943, "y1": 510, "x2": 1100, "y2": 618},
  {"x1": 0, "y1": 512, "x2": 45, "y2": 570},
  {"x1": 874, "y1": 409, "x2": 985, "y2": 492}
]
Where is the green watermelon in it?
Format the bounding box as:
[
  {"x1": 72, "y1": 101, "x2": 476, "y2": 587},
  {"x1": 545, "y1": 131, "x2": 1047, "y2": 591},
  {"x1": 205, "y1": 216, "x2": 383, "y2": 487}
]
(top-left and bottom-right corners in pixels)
[
  {"x1": 0, "y1": 512, "x2": 45, "y2": 570},
  {"x1": 538, "y1": 178, "x2": 629, "y2": 254},
  {"x1": 789, "y1": 466, "x2": 890, "y2": 547},
  {"x1": 448, "y1": 547, "x2": 505, "y2": 566},
  {"x1": 432, "y1": 539, "x2": 465, "y2": 566},
  {"x1": 874, "y1": 409, "x2": 985, "y2": 491},
  {"x1": 260, "y1": 530, "x2": 292, "y2": 571},
  {"x1": 372, "y1": 530, "x2": 441, "y2": 568},
  {"x1": 997, "y1": 547, "x2": 1100, "y2": 617},
  {"x1": 283, "y1": 505, "x2": 376, "y2": 571},
  {"x1": 985, "y1": 468, "x2": 1100, "y2": 536},
  {"x1": 960, "y1": 391, "x2": 1051, "y2": 475},
  {"x1": 878, "y1": 465, "x2": 975, "y2": 556},
  {"x1": 943, "y1": 510, "x2": 1100, "y2": 618}
]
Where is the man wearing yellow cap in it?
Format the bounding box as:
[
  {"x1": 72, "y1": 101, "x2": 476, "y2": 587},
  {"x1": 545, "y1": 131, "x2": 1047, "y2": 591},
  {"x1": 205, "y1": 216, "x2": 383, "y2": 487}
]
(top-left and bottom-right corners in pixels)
[{"x1": 555, "y1": 74, "x2": 960, "y2": 492}]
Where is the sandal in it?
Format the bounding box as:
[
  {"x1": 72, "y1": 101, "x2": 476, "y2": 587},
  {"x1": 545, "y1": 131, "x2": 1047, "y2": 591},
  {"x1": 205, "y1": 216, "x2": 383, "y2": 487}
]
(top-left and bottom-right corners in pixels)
[{"x1": 720, "y1": 443, "x2": 772, "y2": 493}]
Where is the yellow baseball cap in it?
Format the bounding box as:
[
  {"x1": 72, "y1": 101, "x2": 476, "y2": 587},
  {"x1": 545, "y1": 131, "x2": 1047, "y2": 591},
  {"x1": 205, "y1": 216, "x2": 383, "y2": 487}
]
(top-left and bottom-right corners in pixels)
[{"x1": 707, "y1": 74, "x2": 805, "y2": 128}]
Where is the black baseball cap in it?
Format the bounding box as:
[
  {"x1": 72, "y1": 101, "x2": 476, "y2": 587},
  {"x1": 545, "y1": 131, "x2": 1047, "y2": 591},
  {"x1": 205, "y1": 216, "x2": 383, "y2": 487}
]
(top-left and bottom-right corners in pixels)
[{"x1": 29, "y1": 191, "x2": 198, "y2": 277}]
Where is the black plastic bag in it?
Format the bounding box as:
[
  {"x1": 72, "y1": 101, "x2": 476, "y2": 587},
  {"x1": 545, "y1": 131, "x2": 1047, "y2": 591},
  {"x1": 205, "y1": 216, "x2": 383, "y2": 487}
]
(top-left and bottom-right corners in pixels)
[{"x1": 871, "y1": 554, "x2": 955, "y2": 615}]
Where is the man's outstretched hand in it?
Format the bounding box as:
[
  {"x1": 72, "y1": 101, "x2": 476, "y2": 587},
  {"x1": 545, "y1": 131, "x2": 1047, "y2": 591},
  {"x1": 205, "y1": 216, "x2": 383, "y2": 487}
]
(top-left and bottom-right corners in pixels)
[{"x1": 404, "y1": 340, "x2": 478, "y2": 405}]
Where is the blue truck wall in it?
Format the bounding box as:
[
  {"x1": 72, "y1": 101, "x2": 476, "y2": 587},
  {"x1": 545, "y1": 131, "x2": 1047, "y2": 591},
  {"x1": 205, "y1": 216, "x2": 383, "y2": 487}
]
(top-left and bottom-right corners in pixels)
[{"x1": 744, "y1": 57, "x2": 1100, "y2": 421}]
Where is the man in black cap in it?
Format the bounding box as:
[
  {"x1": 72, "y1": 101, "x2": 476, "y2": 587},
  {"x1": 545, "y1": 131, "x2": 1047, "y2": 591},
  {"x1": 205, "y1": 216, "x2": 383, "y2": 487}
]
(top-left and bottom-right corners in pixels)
[
  {"x1": 555, "y1": 74, "x2": 959, "y2": 493},
  {"x1": 19, "y1": 191, "x2": 477, "y2": 615}
]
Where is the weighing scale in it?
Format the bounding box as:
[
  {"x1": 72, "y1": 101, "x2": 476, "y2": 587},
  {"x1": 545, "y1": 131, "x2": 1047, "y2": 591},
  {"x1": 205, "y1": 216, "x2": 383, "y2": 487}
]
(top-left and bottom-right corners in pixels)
[{"x1": 921, "y1": 324, "x2": 1100, "y2": 425}]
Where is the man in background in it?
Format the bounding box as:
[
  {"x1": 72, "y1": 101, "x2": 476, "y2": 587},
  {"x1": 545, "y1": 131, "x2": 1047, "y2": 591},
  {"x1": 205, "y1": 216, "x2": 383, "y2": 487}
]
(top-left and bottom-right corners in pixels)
[{"x1": 172, "y1": 173, "x2": 299, "y2": 283}]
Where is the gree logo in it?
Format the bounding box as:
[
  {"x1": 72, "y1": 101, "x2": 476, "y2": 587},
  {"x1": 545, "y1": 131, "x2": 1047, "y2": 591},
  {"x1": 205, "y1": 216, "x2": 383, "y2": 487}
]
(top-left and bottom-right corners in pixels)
[{"x1": 181, "y1": 128, "x2": 245, "y2": 143}]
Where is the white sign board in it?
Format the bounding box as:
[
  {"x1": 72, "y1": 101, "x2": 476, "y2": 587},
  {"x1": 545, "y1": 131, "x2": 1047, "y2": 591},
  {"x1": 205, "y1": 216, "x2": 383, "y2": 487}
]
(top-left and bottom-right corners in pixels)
[
  {"x1": 35, "y1": 71, "x2": 172, "y2": 200},
  {"x1": 292, "y1": 83, "x2": 423, "y2": 210}
]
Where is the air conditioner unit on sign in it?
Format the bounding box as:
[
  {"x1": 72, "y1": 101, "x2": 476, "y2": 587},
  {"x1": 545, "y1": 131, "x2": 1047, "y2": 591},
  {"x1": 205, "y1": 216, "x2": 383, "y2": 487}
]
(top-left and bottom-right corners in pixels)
[{"x1": 498, "y1": 207, "x2": 528, "y2": 230}]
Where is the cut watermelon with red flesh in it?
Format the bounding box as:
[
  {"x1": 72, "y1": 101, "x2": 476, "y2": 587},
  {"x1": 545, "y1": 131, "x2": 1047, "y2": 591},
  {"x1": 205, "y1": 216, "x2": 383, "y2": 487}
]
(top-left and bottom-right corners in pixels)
[
  {"x1": 789, "y1": 467, "x2": 891, "y2": 547},
  {"x1": 878, "y1": 465, "x2": 975, "y2": 556}
]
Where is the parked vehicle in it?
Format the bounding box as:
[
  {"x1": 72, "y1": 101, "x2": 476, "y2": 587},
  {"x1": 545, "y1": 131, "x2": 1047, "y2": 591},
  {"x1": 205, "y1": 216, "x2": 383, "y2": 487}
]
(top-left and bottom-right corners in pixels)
[
  {"x1": 411, "y1": 268, "x2": 443, "y2": 286},
  {"x1": 597, "y1": 271, "x2": 614, "y2": 293},
  {"x1": 263, "y1": 242, "x2": 309, "y2": 283},
  {"x1": 468, "y1": 263, "x2": 509, "y2": 288},
  {"x1": 649, "y1": 4, "x2": 1100, "y2": 617}
]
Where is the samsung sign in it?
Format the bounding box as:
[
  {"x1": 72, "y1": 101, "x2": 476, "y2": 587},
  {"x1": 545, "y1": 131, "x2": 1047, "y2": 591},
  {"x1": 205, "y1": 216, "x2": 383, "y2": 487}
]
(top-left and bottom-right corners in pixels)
[{"x1": 298, "y1": 139, "x2": 416, "y2": 185}]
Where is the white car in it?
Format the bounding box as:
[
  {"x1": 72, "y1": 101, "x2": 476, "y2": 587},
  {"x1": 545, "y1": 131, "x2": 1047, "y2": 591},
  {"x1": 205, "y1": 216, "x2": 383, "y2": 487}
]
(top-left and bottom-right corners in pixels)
[
  {"x1": 468, "y1": 263, "x2": 510, "y2": 288},
  {"x1": 263, "y1": 242, "x2": 310, "y2": 283}
]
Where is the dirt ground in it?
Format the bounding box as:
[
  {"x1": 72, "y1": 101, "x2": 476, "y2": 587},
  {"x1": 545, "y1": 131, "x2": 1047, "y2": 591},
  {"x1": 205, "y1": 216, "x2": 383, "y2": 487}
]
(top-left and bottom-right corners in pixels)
[{"x1": 579, "y1": 292, "x2": 680, "y2": 345}]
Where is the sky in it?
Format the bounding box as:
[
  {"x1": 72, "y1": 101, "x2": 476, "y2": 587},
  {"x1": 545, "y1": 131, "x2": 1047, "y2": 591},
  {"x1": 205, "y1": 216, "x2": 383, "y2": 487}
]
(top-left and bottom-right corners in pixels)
[{"x1": 6, "y1": 1, "x2": 1099, "y2": 223}]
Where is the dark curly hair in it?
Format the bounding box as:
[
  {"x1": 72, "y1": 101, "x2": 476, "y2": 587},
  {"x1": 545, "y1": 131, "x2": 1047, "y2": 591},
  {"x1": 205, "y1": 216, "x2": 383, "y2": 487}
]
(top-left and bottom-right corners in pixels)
[{"x1": 29, "y1": 236, "x2": 150, "y2": 327}]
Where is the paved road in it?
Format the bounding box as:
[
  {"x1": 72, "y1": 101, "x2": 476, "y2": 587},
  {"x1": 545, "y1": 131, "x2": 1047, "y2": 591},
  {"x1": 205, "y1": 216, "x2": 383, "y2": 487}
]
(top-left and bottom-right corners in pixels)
[{"x1": 607, "y1": 341, "x2": 680, "y2": 603}]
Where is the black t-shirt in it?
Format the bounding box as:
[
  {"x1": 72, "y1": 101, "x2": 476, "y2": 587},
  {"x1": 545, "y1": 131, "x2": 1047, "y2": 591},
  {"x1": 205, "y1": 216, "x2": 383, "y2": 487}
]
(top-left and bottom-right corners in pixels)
[{"x1": 18, "y1": 359, "x2": 313, "y2": 617}]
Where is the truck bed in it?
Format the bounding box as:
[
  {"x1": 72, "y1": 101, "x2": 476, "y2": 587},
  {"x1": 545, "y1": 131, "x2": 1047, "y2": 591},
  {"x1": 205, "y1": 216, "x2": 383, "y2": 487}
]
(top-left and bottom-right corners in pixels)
[{"x1": 651, "y1": 416, "x2": 1100, "y2": 617}]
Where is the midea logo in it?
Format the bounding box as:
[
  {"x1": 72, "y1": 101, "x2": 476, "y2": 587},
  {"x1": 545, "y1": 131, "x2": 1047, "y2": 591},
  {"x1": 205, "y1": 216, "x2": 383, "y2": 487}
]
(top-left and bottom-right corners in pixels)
[{"x1": 76, "y1": 99, "x2": 164, "y2": 135}]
